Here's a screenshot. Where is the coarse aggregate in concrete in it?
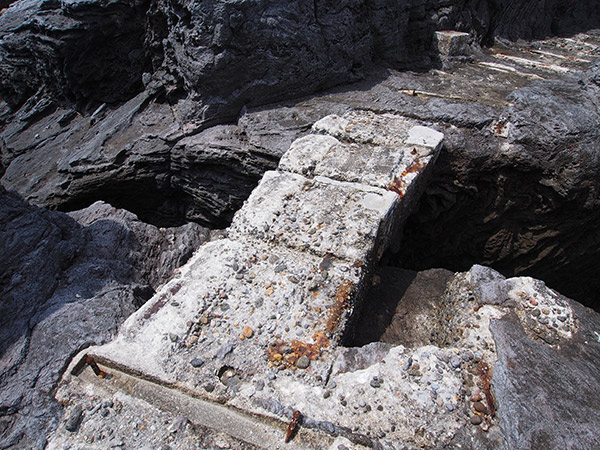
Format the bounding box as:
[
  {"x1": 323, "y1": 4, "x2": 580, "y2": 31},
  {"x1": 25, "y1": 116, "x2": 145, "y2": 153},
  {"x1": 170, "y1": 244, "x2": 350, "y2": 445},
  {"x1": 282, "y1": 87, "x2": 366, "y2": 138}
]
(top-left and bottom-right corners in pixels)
[
  {"x1": 228, "y1": 171, "x2": 400, "y2": 262},
  {"x1": 58, "y1": 110, "x2": 445, "y2": 448}
]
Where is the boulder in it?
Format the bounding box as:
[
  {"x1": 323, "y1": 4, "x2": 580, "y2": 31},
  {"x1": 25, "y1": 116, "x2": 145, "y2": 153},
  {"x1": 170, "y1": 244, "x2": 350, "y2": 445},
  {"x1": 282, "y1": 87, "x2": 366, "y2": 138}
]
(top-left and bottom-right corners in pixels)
[{"x1": 0, "y1": 187, "x2": 209, "y2": 449}]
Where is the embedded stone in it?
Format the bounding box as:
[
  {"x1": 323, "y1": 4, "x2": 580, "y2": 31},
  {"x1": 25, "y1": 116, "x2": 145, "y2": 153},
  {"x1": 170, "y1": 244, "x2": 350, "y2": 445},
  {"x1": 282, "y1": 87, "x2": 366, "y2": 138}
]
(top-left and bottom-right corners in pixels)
[{"x1": 433, "y1": 31, "x2": 472, "y2": 56}]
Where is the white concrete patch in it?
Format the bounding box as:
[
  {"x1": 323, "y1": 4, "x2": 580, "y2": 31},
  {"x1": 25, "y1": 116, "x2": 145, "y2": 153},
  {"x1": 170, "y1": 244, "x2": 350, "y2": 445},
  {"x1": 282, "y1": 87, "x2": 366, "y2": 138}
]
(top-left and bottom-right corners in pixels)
[{"x1": 406, "y1": 126, "x2": 444, "y2": 149}]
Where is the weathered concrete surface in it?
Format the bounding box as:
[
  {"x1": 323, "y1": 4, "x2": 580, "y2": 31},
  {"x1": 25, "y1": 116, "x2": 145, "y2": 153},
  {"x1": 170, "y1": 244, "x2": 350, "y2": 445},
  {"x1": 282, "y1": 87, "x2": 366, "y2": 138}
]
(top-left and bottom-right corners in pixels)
[
  {"x1": 357, "y1": 265, "x2": 600, "y2": 450},
  {"x1": 230, "y1": 112, "x2": 443, "y2": 261},
  {"x1": 55, "y1": 260, "x2": 600, "y2": 449},
  {"x1": 53, "y1": 113, "x2": 443, "y2": 448}
]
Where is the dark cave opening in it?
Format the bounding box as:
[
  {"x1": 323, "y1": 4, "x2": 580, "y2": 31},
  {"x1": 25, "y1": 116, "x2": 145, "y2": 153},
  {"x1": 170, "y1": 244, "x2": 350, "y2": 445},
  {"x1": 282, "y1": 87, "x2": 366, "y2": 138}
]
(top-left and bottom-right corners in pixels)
[
  {"x1": 56, "y1": 165, "x2": 264, "y2": 230},
  {"x1": 58, "y1": 178, "x2": 203, "y2": 229}
]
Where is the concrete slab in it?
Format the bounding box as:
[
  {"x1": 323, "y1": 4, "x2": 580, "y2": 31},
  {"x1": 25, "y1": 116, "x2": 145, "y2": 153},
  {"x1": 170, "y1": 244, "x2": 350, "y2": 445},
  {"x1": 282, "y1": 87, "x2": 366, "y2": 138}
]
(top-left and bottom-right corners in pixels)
[
  {"x1": 434, "y1": 30, "x2": 472, "y2": 57},
  {"x1": 311, "y1": 111, "x2": 429, "y2": 148},
  {"x1": 228, "y1": 171, "x2": 400, "y2": 262},
  {"x1": 90, "y1": 238, "x2": 366, "y2": 385},
  {"x1": 59, "y1": 110, "x2": 446, "y2": 448}
]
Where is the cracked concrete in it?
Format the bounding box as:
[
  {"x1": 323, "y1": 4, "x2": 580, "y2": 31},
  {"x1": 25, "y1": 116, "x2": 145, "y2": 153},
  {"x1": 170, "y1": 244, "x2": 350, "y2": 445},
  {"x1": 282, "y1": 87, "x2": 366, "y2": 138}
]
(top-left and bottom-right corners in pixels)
[{"x1": 54, "y1": 112, "x2": 443, "y2": 448}]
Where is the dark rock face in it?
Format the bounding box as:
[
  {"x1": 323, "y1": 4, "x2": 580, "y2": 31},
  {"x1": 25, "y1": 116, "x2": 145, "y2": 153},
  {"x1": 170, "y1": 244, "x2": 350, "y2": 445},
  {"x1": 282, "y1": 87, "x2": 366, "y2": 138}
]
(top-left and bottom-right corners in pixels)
[
  {"x1": 492, "y1": 303, "x2": 600, "y2": 450},
  {"x1": 1, "y1": 0, "x2": 599, "y2": 233},
  {"x1": 147, "y1": 0, "x2": 372, "y2": 121},
  {"x1": 135, "y1": 0, "x2": 600, "y2": 118},
  {"x1": 0, "y1": 187, "x2": 209, "y2": 449},
  {"x1": 0, "y1": 0, "x2": 150, "y2": 109},
  {"x1": 0, "y1": 90, "x2": 296, "y2": 227},
  {"x1": 3, "y1": 0, "x2": 596, "y2": 119},
  {"x1": 479, "y1": 0, "x2": 600, "y2": 43}
]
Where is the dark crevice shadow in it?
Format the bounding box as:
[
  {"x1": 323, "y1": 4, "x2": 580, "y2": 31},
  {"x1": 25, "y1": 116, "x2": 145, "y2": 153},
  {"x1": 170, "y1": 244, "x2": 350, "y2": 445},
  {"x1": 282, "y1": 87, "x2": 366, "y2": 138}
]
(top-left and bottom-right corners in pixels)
[
  {"x1": 388, "y1": 162, "x2": 600, "y2": 312},
  {"x1": 344, "y1": 267, "x2": 456, "y2": 348},
  {"x1": 343, "y1": 268, "x2": 416, "y2": 347}
]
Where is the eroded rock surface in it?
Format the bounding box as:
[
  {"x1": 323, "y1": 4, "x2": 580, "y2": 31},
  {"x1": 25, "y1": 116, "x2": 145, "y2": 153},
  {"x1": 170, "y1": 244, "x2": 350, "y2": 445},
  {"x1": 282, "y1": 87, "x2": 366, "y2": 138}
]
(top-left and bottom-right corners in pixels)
[
  {"x1": 0, "y1": 0, "x2": 149, "y2": 109},
  {"x1": 1, "y1": 1, "x2": 599, "y2": 309},
  {"x1": 2, "y1": 24, "x2": 600, "y2": 307},
  {"x1": 395, "y1": 52, "x2": 600, "y2": 308},
  {"x1": 0, "y1": 188, "x2": 209, "y2": 449}
]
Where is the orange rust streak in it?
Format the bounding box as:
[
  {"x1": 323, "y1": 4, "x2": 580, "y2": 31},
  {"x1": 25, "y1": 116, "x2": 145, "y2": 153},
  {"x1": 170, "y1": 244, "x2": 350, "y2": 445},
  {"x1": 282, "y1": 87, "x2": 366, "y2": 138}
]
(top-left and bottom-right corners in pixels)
[
  {"x1": 267, "y1": 333, "x2": 330, "y2": 369},
  {"x1": 313, "y1": 330, "x2": 330, "y2": 349},
  {"x1": 285, "y1": 410, "x2": 302, "y2": 443},
  {"x1": 267, "y1": 281, "x2": 352, "y2": 369},
  {"x1": 387, "y1": 177, "x2": 404, "y2": 197},
  {"x1": 387, "y1": 161, "x2": 425, "y2": 197},
  {"x1": 326, "y1": 280, "x2": 354, "y2": 333},
  {"x1": 478, "y1": 361, "x2": 496, "y2": 417}
]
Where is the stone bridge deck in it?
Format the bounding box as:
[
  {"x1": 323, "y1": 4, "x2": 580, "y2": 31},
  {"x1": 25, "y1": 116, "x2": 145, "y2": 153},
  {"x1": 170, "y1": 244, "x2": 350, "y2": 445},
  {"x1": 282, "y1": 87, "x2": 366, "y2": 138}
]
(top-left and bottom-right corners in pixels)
[{"x1": 61, "y1": 111, "x2": 444, "y2": 448}]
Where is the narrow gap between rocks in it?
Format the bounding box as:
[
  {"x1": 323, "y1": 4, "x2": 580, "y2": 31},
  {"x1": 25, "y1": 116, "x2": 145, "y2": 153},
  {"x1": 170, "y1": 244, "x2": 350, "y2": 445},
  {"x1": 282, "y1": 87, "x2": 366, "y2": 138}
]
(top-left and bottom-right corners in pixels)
[
  {"x1": 347, "y1": 166, "x2": 600, "y2": 346},
  {"x1": 387, "y1": 168, "x2": 600, "y2": 312}
]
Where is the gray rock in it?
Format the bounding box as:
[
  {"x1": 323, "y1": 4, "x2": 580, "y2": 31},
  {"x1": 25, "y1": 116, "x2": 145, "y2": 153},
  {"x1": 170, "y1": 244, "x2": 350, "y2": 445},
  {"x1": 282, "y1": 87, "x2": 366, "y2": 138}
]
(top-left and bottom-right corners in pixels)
[
  {"x1": 217, "y1": 344, "x2": 234, "y2": 360},
  {"x1": 0, "y1": 0, "x2": 148, "y2": 108},
  {"x1": 449, "y1": 356, "x2": 462, "y2": 369},
  {"x1": 491, "y1": 302, "x2": 600, "y2": 450},
  {"x1": 332, "y1": 342, "x2": 393, "y2": 375},
  {"x1": 64, "y1": 405, "x2": 83, "y2": 433},
  {"x1": 370, "y1": 377, "x2": 382, "y2": 388},
  {"x1": 296, "y1": 355, "x2": 310, "y2": 370},
  {"x1": 318, "y1": 421, "x2": 336, "y2": 435},
  {"x1": 467, "y1": 265, "x2": 512, "y2": 305},
  {"x1": 0, "y1": 188, "x2": 209, "y2": 449},
  {"x1": 190, "y1": 358, "x2": 205, "y2": 368}
]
